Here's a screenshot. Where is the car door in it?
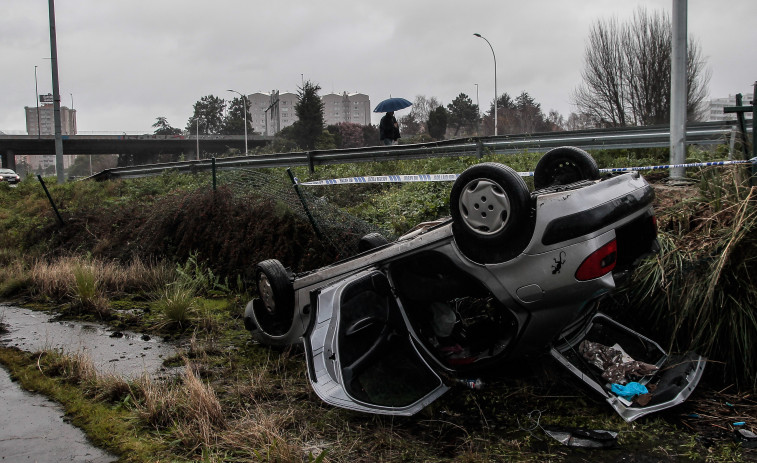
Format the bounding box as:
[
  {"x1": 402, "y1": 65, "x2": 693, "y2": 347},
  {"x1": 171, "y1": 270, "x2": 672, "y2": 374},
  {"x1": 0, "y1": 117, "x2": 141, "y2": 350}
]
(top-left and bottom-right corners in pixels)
[
  {"x1": 550, "y1": 313, "x2": 706, "y2": 422},
  {"x1": 304, "y1": 269, "x2": 449, "y2": 415}
]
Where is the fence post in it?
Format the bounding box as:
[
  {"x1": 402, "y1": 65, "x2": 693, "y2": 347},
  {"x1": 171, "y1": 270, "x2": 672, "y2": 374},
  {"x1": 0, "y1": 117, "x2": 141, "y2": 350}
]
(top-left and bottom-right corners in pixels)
[
  {"x1": 212, "y1": 157, "x2": 217, "y2": 191},
  {"x1": 37, "y1": 175, "x2": 65, "y2": 226},
  {"x1": 286, "y1": 168, "x2": 324, "y2": 241},
  {"x1": 307, "y1": 151, "x2": 315, "y2": 173}
]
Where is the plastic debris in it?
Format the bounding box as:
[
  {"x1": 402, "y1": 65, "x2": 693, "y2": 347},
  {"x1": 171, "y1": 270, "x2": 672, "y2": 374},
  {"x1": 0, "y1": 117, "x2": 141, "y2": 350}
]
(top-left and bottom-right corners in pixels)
[
  {"x1": 734, "y1": 428, "x2": 757, "y2": 448},
  {"x1": 543, "y1": 425, "x2": 618, "y2": 448},
  {"x1": 579, "y1": 340, "x2": 658, "y2": 385},
  {"x1": 733, "y1": 421, "x2": 746, "y2": 426},
  {"x1": 457, "y1": 378, "x2": 484, "y2": 390},
  {"x1": 611, "y1": 382, "x2": 648, "y2": 400}
]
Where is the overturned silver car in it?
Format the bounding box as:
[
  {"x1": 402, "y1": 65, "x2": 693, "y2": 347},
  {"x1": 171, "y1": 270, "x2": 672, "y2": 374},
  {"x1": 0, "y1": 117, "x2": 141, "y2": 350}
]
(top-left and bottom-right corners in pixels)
[{"x1": 243, "y1": 146, "x2": 705, "y2": 422}]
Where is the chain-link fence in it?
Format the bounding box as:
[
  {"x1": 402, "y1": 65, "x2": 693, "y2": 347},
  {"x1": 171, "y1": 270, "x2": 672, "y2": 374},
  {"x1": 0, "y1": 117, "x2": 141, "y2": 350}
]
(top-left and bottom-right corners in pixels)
[{"x1": 217, "y1": 167, "x2": 393, "y2": 258}]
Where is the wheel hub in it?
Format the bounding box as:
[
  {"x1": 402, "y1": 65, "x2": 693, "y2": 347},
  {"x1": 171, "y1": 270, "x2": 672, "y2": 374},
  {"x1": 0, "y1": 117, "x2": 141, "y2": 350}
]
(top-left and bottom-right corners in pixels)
[
  {"x1": 459, "y1": 179, "x2": 511, "y2": 235},
  {"x1": 257, "y1": 274, "x2": 276, "y2": 314}
]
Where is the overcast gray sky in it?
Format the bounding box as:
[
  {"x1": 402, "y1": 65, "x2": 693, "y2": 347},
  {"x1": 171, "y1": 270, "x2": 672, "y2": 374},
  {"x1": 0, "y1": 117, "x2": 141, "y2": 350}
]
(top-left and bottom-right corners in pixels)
[{"x1": 2, "y1": 1, "x2": 755, "y2": 134}]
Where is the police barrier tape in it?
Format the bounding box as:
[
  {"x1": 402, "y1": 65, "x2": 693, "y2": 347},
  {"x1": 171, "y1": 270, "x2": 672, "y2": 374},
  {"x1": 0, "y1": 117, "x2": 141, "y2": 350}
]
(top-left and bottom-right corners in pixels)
[{"x1": 296, "y1": 158, "x2": 757, "y2": 186}]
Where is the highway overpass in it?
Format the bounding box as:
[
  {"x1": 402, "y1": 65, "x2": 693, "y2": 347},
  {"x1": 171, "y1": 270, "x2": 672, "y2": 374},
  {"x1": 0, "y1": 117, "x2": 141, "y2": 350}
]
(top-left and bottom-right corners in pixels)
[{"x1": 0, "y1": 133, "x2": 273, "y2": 169}]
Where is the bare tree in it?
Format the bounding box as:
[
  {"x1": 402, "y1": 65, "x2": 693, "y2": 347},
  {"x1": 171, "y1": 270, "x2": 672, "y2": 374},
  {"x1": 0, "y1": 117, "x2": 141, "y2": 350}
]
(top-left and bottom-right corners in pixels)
[
  {"x1": 565, "y1": 112, "x2": 597, "y2": 131},
  {"x1": 573, "y1": 7, "x2": 710, "y2": 127},
  {"x1": 409, "y1": 95, "x2": 442, "y2": 126}
]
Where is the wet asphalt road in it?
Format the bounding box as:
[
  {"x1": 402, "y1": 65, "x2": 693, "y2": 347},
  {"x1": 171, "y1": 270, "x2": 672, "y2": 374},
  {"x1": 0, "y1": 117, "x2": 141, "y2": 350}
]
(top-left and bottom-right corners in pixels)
[{"x1": 0, "y1": 366, "x2": 117, "y2": 462}]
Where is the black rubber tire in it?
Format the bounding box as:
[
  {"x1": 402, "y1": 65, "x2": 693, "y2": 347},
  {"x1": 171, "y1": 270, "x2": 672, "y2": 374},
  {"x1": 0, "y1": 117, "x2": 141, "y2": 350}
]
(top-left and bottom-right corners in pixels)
[
  {"x1": 358, "y1": 232, "x2": 389, "y2": 253},
  {"x1": 533, "y1": 146, "x2": 600, "y2": 190},
  {"x1": 450, "y1": 163, "x2": 531, "y2": 262},
  {"x1": 253, "y1": 259, "x2": 295, "y2": 337}
]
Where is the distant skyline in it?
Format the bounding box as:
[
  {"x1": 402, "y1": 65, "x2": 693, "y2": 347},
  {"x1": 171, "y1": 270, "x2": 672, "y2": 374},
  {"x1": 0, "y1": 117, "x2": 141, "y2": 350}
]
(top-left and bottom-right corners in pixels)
[{"x1": 2, "y1": 1, "x2": 755, "y2": 134}]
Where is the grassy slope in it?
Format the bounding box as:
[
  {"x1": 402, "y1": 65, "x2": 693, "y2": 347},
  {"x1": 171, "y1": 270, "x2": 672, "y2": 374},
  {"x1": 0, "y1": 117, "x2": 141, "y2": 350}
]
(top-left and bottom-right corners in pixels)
[{"x1": 0, "y1": 146, "x2": 755, "y2": 461}]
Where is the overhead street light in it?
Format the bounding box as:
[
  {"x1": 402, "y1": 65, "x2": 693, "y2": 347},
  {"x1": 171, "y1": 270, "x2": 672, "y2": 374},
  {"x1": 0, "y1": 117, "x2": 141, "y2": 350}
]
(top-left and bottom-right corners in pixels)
[
  {"x1": 473, "y1": 33, "x2": 497, "y2": 136},
  {"x1": 227, "y1": 89, "x2": 249, "y2": 155}
]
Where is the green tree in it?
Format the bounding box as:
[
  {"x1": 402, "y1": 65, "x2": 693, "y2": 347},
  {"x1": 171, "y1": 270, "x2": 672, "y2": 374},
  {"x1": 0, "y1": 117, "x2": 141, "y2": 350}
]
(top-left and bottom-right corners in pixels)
[
  {"x1": 483, "y1": 93, "x2": 515, "y2": 135},
  {"x1": 427, "y1": 106, "x2": 449, "y2": 140},
  {"x1": 186, "y1": 95, "x2": 226, "y2": 134},
  {"x1": 315, "y1": 129, "x2": 337, "y2": 150},
  {"x1": 361, "y1": 125, "x2": 380, "y2": 147},
  {"x1": 446, "y1": 93, "x2": 479, "y2": 136},
  {"x1": 292, "y1": 81, "x2": 325, "y2": 150},
  {"x1": 220, "y1": 96, "x2": 252, "y2": 135},
  {"x1": 152, "y1": 117, "x2": 183, "y2": 135},
  {"x1": 514, "y1": 91, "x2": 550, "y2": 133},
  {"x1": 399, "y1": 114, "x2": 423, "y2": 136},
  {"x1": 328, "y1": 122, "x2": 364, "y2": 148}
]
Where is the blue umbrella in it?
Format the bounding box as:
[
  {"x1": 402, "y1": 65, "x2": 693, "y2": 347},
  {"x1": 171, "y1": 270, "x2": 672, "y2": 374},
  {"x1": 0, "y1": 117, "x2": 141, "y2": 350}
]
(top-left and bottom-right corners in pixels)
[{"x1": 373, "y1": 97, "x2": 412, "y2": 113}]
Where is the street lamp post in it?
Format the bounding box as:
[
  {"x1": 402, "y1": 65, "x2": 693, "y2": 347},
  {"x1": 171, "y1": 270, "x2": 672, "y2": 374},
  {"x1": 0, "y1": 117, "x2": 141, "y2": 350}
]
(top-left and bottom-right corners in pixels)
[
  {"x1": 475, "y1": 83, "x2": 480, "y2": 136},
  {"x1": 227, "y1": 89, "x2": 248, "y2": 155},
  {"x1": 473, "y1": 33, "x2": 497, "y2": 136},
  {"x1": 34, "y1": 66, "x2": 41, "y2": 138}
]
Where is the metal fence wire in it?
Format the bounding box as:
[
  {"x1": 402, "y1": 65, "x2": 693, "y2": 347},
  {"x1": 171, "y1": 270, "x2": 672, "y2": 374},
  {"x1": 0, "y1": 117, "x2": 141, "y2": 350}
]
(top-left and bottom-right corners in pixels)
[{"x1": 217, "y1": 168, "x2": 394, "y2": 258}]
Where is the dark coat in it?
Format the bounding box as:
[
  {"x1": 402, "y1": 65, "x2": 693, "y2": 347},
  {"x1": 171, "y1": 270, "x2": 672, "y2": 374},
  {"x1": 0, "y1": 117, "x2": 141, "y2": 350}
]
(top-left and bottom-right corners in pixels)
[{"x1": 379, "y1": 114, "x2": 400, "y2": 141}]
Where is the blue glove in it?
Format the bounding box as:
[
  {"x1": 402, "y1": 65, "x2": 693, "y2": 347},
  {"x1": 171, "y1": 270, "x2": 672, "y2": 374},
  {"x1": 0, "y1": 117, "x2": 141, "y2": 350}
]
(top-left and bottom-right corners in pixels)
[{"x1": 611, "y1": 382, "x2": 648, "y2": 400}]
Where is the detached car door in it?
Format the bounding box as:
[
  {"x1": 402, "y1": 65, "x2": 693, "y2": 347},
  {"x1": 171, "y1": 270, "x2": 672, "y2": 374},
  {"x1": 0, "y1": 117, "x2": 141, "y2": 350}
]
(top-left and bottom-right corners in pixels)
[{"x1": 304, "y1": 269, "x2": 449, "y2": 415}]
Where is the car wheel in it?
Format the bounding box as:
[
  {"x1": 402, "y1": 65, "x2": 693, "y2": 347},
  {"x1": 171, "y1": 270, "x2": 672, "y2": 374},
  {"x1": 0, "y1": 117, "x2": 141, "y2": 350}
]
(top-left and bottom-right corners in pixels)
[
  {"x1": 358, "y1": 232, "x2": 389, "y2": 253},
  {"x1": 533, "y1": 146, "x2": 600, "y2": 190},
  {"x1": 450, "y1": 163, "x2": 531, "y2": 262},
  {"x1": 253, "y1": 259, "x2": 294, "y2": 337}
]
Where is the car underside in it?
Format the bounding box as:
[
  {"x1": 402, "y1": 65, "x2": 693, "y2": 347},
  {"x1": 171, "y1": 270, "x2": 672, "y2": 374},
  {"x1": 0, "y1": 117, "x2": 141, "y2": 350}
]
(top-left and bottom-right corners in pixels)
[{"x1": 242, "y1": 146, "x2": 705, "y2": 421}]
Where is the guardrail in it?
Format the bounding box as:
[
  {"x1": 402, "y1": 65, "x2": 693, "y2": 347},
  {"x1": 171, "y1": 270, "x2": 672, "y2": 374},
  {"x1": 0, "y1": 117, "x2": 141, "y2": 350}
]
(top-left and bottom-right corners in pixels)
[{"x1": 91, "y1": 121, "x2": 751, "y2": 181}]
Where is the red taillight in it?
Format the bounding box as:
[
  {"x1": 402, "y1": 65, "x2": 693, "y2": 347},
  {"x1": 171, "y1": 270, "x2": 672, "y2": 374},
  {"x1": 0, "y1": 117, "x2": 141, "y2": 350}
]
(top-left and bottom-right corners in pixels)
[{"x1": 575, "y1": 239, "x2": 617, "y2": 281}]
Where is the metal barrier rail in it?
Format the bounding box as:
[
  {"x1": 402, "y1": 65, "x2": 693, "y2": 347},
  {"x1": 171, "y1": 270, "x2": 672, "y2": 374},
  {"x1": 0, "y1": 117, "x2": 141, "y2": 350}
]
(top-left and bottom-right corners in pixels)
[{"x1": 92, "y1": 121, "x2": 750, "y2": 181}]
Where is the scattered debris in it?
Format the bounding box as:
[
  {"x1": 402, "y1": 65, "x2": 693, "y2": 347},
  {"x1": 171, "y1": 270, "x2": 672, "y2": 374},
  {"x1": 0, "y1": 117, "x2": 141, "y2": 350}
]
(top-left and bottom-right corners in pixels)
[{"x1": 542, "y1": 425, "x2": 618, "y2": 448}]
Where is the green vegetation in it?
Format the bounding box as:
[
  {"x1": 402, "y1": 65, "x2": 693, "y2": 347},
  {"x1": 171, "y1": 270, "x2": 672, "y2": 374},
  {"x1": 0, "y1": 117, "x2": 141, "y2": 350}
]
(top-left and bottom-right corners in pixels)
[{"x1": 0, "y1": 146, "x2": 755, "y2": 461}]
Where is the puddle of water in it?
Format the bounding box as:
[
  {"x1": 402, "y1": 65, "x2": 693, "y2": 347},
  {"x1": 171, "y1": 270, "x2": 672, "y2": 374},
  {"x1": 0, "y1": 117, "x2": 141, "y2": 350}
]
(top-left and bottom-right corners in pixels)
[{"x1": 0, "y1": 304, "x2": 176, "y2": 379}]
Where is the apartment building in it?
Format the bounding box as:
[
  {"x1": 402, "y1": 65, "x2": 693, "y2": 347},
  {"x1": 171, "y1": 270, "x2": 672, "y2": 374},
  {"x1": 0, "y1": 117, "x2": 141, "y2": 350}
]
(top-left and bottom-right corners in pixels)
[
  {"x1": 20, "y1": 103, "x2": 78, "y2": 172},
  {"x1": 25, "y1": 103, "x2": 77, "y2": 136},
  {"x1": 707, "y1": 93, "x2": 753, "y2": 122},
  {"x1": 322, "y1": 92, "x2": 371, "y2": 126},
  {"x1": 248, "y1": 90, "x2": 371, "y2": 136}
]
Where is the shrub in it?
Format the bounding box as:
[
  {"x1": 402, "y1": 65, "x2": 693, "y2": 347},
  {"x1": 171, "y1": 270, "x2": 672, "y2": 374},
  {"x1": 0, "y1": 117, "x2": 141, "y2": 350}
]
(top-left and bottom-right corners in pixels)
[{"x1": 621, "y1": 167, "x2": 757, "y2": 388}]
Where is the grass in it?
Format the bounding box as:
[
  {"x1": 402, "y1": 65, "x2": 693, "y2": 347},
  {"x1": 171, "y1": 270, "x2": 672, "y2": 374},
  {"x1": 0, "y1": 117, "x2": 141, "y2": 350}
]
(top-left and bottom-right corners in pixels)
[
  {"x1": 23, "y1": 256, "x2": 173, "y2": 303},
  {"x1": 0, "y1": 147, "x2": 755, "y2": 461},
  {"x1": 156, "y1": 283, "x2": 196, "y2": 327},
  {"x1": 620, "y1": 166, "x2": 757, "y2": 388},
  {"x1": 0, "y1": 347, "x2": 171, "y2": 462}
]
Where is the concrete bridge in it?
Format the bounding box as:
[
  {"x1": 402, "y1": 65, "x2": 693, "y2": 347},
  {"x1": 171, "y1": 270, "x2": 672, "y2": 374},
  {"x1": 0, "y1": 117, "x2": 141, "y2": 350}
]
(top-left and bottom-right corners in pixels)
[{"x1": 0, "y1": 133, "x2": 273, "y2": 170}]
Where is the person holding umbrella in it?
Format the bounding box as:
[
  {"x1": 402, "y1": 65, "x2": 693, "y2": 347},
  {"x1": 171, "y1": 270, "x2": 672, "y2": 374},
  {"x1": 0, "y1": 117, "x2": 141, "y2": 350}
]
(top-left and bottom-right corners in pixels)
[
  {"x1": 379, "y1": 111, "x2": 400, "y2": 145},
  {"x1": 374, "y1": 97, "x2": 412, "y2": 146}
]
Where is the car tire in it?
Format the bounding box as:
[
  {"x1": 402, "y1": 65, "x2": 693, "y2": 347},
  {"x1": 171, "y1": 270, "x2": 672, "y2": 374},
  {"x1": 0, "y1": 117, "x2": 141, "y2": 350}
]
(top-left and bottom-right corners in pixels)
[
  {"x1": 253, "y1": 259, "x2": 295, "y2": 337},
  {"x1": 450, "y1": 163, "x2": 531, "y2": 263},
  {"x1": 533, "y1": 146, "x2": 600, "y2": 190},
  {"x1": 358, "y1": 232, "x2": 389, "y2": 253}
]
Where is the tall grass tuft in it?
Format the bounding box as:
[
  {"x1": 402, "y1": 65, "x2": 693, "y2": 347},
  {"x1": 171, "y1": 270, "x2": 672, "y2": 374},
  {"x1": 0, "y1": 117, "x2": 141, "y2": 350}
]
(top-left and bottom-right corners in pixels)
[
  {"x1": 175, "y1": 252, "x2": 229, "y2": 296},
  {"x1": 624, "y1": 168, "x2": 757, "y2": 388},
  {"x1": 70, "y1": 263, "x2": 111, "y2": 318},
  {"x1": 37, "y1": 349, "x2": 131, "y2": 403},
  {"x1": 157, "y1": 283, "x2": 196, "y2": 327},
  {"x1": 134, "y1": 361, "x2": 225, "y2": 452},
  {"x1": 0, "y1": 259, "x2": 31, "y2": 298}
]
